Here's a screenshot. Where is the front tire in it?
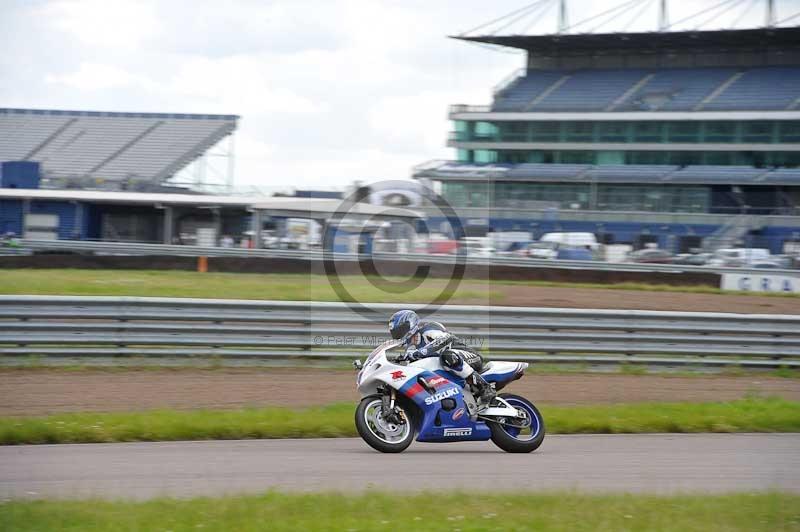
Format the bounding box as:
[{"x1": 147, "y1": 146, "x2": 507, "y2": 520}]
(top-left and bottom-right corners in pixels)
[
  {"x1": 355, "y1": 395, "x2": 414, "y2": 453},
  {"x1": 488, "y1": 393, "x2": 545, "y2": 453}
]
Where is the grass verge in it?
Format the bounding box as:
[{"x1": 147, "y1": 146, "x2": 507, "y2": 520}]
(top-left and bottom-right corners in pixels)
[
  {"x1": 1, "y1": 397, "x2": 797, "y2": 445},
  {"x1": 0, "y1": 268, "x2": 797, "y2": 301},
  {"x1": 1, "y1": 491, "x2": 798, "y2": 531}
]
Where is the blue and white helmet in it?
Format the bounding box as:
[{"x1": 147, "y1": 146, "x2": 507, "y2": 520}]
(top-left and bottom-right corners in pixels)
[{"x1": 388, "y1": 310, "x2": 419, "y2": 343}]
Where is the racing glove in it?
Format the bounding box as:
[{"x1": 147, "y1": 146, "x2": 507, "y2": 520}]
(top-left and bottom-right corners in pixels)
[{"x1": 401, "y1": 345, "x2": 429, "y2": 362}]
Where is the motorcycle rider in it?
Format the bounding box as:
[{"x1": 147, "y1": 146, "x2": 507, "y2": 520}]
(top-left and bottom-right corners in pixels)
[{"x1": 388, "y1": 309, "x2": 496, "y2": 404}]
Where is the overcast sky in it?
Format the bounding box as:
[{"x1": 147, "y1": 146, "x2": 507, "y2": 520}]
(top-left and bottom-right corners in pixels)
[{"x1": 2, "y1": 0, "x2": 798, "y2": 191}]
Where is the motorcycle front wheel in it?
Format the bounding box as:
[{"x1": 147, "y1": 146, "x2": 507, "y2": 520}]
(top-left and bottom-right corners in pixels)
[
  {"x1": 488, "y1": 393, "x2": 545, "y2": 453},
  {"x1": 355, "y1": 395, "x2": 414, "y2": 453}
]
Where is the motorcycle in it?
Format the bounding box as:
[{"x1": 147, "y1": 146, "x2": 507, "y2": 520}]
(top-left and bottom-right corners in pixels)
[{"x1": 353, "y1": 338, "x2": 545, "y2": 453}]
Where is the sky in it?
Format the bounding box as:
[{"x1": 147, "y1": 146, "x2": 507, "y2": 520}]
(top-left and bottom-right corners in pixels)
[{"x1": 2, "y1": 0, "x2": 798, "y2": 192}]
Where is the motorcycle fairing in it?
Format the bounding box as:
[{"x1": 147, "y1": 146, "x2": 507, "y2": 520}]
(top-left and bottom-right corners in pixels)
[{"x1": 397, "y1": 370, "x2": 491, "y2": 443}]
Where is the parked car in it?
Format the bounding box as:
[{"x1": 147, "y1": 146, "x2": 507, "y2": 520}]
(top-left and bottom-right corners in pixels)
[
  {"x1": 672, "y1": 253, "x2": 712, "y2": 266},
  {"x1": 629, "y1": 249, "x2": 674, "y2": 264},
  {"x1": 556, "y1": 246, "x2": 594, "y2": 261},
  {"x1": 456, "y1": 237, "x2": 495, "y2": 258},
  {"x1": 525, "y1": 241, "x2": 558, "y2": 259},
  {"x1": 751, "y1": 261, "x2": 783, "y2": 269}
]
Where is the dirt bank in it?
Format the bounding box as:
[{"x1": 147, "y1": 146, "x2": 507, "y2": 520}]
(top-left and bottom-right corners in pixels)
[{"x1": 1, "y1": 368, "x2": 797, "y2": 416}]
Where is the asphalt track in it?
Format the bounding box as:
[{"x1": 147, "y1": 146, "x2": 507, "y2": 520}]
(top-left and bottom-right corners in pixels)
[{"x1": 1, "y1": 434, "x2": 798, "y2": 499}]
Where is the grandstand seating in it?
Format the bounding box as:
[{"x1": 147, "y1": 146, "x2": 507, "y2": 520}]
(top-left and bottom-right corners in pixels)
[
  {"x1": 533, "y1": 69, "x2": 649, "y2": 112},
  {"x1": 492, "y1": 71, "x2": 565, "y2": 111},
  {"x1": 492, "y1": 67, "x2": 800, "y2": 112},
  {"x1": 618, "y1": 68, "x2": 738, "y2": 111},
  {"x1": 702, "y1": 67, "x2": 800, "y2": 111},
  {"x1": 0, "y1": 109, "x2": 237, "y2": 186}
]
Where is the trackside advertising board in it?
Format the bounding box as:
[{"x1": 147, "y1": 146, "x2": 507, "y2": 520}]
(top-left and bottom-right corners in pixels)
[{"x1": 721, "y1": 273, "x2": 800, "y2": 293}]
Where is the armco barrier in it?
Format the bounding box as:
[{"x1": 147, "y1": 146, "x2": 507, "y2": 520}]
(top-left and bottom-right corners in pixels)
[
  {"x1": 1, "y1": 296, "x2": 799, "y2": 367},
  {"x1": 12, "y1": 239, "x2": 800, "y2": 277}
]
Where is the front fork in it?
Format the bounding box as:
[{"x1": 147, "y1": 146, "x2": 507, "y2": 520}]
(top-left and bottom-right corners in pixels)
[{"x1": 379, "y1": 386, "x2": 406, "y2": 425}]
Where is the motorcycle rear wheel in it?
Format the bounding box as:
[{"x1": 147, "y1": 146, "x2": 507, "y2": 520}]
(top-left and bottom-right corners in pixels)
[
  {"x1": 355, "y1": 395, "x2": 414, "y2": 453},
  {"x1": 488, "y1": 393, "x2": 545, "y2": 453}
]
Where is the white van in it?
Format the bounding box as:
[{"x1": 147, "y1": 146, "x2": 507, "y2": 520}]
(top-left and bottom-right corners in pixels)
[
  {"x1": 457, "y1": 237, "x2": 496, "y2": 258},
  {"x1": 539, "y1": 232, "x2": 600, "y2": 250},
  {"x1": 709, "y1": 248, "x2": 771, "y2": 267}
]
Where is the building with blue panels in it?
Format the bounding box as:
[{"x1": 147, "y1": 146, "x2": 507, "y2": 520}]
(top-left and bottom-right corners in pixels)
[
  {"x1": 414, "y1": 26, "x2": 800, "y2": 253},
  {"x1": 0, "y1": 188, "x2": 420, "y2": 249}
]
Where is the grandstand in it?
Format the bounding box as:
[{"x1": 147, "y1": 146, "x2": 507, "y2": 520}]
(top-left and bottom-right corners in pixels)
[
  {"x1": 415, "y1": 25, "x2": 800, "y2": 254},
  {"x1": 0, "y1": 108, "x2": 238, "y2": 191}
]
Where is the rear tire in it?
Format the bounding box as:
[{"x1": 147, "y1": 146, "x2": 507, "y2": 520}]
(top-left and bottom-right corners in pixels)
[
  {"x1": 488, "y1": 393, "x2": 545, "y2": 453},
  {"x1": 355, "y1": 395, "x2": 414, "y2": 453}
]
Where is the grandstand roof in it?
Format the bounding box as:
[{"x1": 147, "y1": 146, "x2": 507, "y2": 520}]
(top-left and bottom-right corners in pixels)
[
  {"x1": 0, "y1": 189, "x2": 421, "y2": 219},
  {"x1": 0, "y1": 108, "x2": 238, "y2": 187},
  {"x1": 414, "y1": 162, "x2": 800, "y2": 186},
  {"x1": 453, "y1": 27, "x2": 800, "y2": 54}
]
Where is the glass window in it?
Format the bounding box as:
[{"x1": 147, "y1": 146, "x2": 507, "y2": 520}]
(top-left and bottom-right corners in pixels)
[
  {"x1": 491, "y1": 183, "x2": 590, "y2": 209},
  {"x1": 597, "y1": 151, "x2": 625, "y2": 164},
  {"x1": 628, "y1": 151, "x2": 668, "y2": 165},
  {"x1": 499, "y1": 122, "x2": 528, "y2": 142},
  {"x1": 467, "y1": 183, "x2": 490, "y2": 208},
  {"x1": 527, "y1": 151, "x2": 546, "y2": 163},
  {"x1": 703, "y1": 151, "x2": 733, "y2": 165},
  {"x1": 632, "y1": 122, "x2": 663, "y2": 142},
  {"x1": 560, "y1": 150, "x2": 594, "y2": 164},
  {"x1": 704, "y1": 121, "x2": 736, "y2": 143},
  {"x1": 454, "y1": 121, "x2": 468, "y2": 142},
  {"x1": 668, "y1": 151, "x2": 703, "y2": 165},
  {"x1": 474, "y1": 122, "x2": 498, "y2": 141},
  {"x1": 456, "y1": 149, "x2": 470, "y2": 162},
  {"x1": 500, "y1": 151, "x2": 528, "y2": 164},
  {"x1": 741, "y1": 121, "x2": 773, "y2": 143},
  {"x1": 597, "y1": 185, "x2": 710, "y2": 213},
  {"x1": 666, "y1": 122, "x2": 700, "y2": 143},
  {"x1": 442, "y1": 182, "x2": 466, "y2": 207},
  {"x1": 778, "y1": 121, "x2": 800, "y2": 143},
  {"x1": 474, "y1": 149, "x2": 498, "y2": 164},
  {"x1": 530, "y1": 122, "x2": 559, "y2": 142},
  {"x1": 766, "y1": 152, "x2": 800, "y2": 167},
  {"x1": 597, "y1": 122, "x2": 628, "y2": 142},
  {"x1": 563, "y1": 122, "x2": 594, "y2": 142}
]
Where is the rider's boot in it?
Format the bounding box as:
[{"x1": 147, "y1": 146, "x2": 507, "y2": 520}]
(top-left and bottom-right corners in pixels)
[{"x1": 468, "y1": 372, "x2": 496, "y2": 406}]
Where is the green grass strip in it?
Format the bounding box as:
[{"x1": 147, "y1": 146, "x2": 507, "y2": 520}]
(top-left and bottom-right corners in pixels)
[
  {"x1": 1, "y1": 268, "x2": 795, "y2": 301},
  {"x1": 1, "y1": 398, "x2": 797, "y2": 445},
  {"x1": 1, "y1": 491, "x2": 798, "y2": 531}
]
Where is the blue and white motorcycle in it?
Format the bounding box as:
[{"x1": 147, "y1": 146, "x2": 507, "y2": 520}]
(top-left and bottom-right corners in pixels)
[{"x1": 354, "y1": 339, "x2": 545, "y2": 453}]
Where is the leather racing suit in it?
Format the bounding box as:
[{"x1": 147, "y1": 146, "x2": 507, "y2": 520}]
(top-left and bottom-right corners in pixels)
[{"x1": 402, "y1": 321, "x2": 495, "y2": 403}]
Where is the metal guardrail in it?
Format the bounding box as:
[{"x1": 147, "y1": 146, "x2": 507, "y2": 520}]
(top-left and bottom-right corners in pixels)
[
  {"x1": 12, "y1": 239, "x2": 800, "y2": 277},
  {"x1": 1, "y1": 296, "x2": 798, "y2": 367}
]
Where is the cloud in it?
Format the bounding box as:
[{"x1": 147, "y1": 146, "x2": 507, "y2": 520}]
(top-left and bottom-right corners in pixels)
[
  {"x1": 5, "y1": 0, "x2": 532, "y2": 189},
  {"x1": 162, "y1": 55, "x2": 328, "y2": 115},
  {"x1": 45, "y1": 62, "x2": 156, "y2": 91},
  {"x1": 44, "y1": 56, "x2": 326, "y2": 115},
  {"x1": 36, "y1": 0, "x2": 159, "y2": 49}
]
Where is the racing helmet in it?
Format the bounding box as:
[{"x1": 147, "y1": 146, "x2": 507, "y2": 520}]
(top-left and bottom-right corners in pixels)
[{"x1": 388, "y1": 310, "x2": 419, "y2": 343}]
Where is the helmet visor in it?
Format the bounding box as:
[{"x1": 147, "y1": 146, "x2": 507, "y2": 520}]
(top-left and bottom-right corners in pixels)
[{"x1": 389, "y1": 320, "x2": 412, "y2": 340}]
